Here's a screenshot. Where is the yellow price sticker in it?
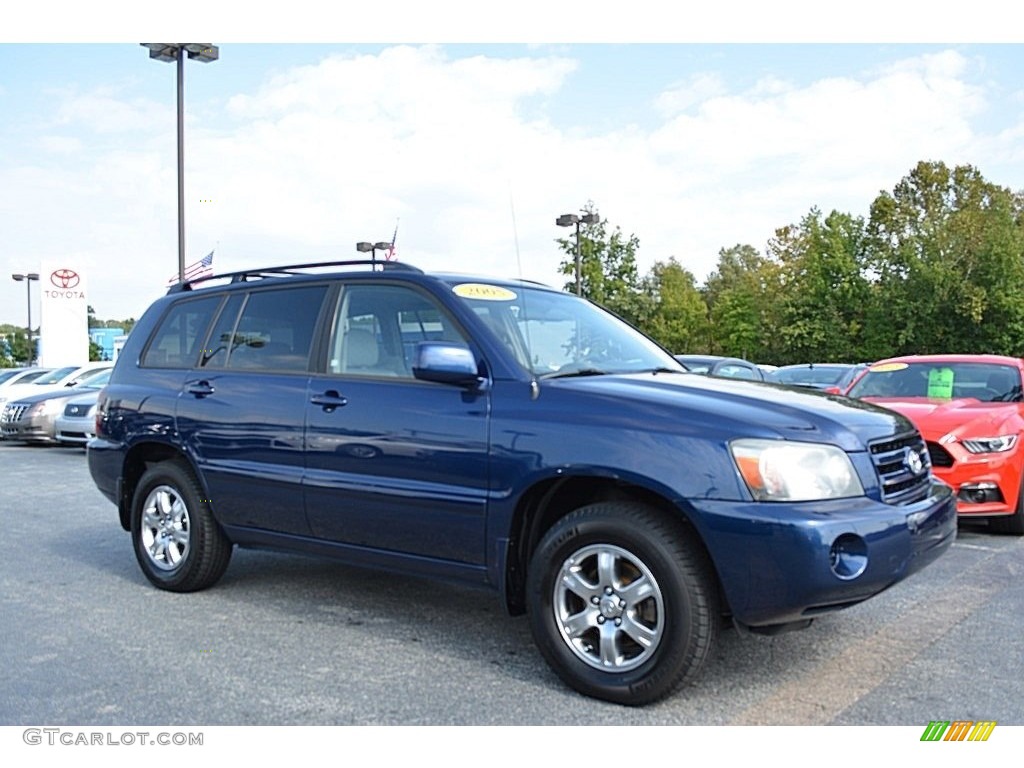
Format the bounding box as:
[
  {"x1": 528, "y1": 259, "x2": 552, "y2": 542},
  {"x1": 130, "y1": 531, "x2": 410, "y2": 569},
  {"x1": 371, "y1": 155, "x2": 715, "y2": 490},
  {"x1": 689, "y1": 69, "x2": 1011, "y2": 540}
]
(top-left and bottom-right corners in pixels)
[
  {"x1": 869, "y1": 362, "x2": 909, "y2": 373},
  {"x1": 452, "y1": 283, "x2": 518, "y2": 301}
]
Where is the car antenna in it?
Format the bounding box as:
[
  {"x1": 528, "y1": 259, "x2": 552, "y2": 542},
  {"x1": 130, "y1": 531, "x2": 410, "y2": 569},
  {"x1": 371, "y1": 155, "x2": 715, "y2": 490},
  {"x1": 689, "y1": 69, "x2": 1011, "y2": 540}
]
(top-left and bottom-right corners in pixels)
[{"x1": 508, "y1": 185, "x2": 539, "y2": 400}]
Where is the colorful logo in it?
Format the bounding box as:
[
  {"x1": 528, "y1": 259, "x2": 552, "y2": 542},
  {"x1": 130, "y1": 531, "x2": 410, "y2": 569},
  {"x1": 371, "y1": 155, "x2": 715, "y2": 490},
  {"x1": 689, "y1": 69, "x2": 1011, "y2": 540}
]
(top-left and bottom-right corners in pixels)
[
  {"x1": 50, "y1": 268, "x2": 80, "y2": 289},
  {"x1": 920, "y1": 720, "x2": 996, "y2": 741}
]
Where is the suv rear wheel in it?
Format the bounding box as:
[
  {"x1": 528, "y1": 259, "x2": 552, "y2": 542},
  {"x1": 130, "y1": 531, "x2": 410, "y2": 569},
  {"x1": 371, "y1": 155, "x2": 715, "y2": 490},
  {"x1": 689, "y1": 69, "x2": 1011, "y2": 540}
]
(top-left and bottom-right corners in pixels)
[
  {"x1": 130, "y1": 460, "x2": 233, "y2": 592},
  {"x1": 526, "y1": 501, "x2": 719, "y2": 705}
]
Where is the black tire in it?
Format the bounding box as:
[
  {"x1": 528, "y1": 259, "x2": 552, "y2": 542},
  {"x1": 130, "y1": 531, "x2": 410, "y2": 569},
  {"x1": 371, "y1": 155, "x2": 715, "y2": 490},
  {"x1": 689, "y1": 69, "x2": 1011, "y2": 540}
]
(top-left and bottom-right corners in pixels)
[
  {"x1": 130, "y1": 460, "x2": 233, "y2": 592},
  {"x1": 990, "y1": 475, "x2": 1024, "y2": 535},
  {"x1": 526, "y1": 501, "x2": 720, "y2": 705}
]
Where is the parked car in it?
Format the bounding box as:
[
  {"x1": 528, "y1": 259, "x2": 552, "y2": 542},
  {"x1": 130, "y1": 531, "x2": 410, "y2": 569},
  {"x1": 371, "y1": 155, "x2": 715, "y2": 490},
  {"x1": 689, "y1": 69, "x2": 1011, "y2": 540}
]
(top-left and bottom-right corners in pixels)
[
  {"x1": 88, "y1": 259, "x2": 955, "y2": 705},
  {"x1": 1, "y1": 369, "x2": 112, "y2": 444},
  {"x1": 673, "y1": 354, "x2": 766, "y2": 381},
  {"x1": 54, "y1": 390, "x2": 103, "y2": 446},
  {"x1": 0, "y1": 367, "x2": 52, "y2": 390},
  {"x1": 771, "y1": 363, "x2": 869, "y2": 394},
  {"x1": 846, "y1": 354, "x2": 1024, "y2": 534},
  {"x1": 0, "y1": 362, "x2": 113, "y2": 408}
]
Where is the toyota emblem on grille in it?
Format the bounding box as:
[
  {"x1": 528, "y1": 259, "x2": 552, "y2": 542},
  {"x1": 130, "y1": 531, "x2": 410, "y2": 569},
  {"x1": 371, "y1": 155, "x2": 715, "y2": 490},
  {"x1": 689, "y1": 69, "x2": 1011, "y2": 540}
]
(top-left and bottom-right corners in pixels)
[
  {"x1": 50, "y1": 269, "x2": 80, "y2": 289},
  {"x1": 905, "y1": 448, "x2": 924, "y2": 475}
]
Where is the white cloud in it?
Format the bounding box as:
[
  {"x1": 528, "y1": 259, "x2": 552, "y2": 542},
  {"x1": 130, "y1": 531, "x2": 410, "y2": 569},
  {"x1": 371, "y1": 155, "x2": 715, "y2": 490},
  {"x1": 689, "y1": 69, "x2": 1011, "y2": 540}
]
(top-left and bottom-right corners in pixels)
[
  {"x1": 54, "y1": 90, "x2": 169, "y2": 134},
  {"x1": 655, "y1": 73, "x2": 727, "y2": 116},
  {"x1": 35, "y1": 135, "x2": 83, "y2": 154},
  {"x1": 3, "y1": 45, "x2": 1023, "y2": 332}
]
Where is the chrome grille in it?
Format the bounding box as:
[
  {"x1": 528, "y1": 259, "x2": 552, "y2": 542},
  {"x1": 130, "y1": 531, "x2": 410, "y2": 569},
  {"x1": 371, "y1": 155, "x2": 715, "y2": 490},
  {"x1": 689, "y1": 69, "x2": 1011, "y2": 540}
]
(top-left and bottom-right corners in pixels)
[
  {"x1": 1, "y1": 404, "x2": 28, "y2": 424},
  {"x1": 869, "y1": 432, "x2": 932, "y2": 505}
]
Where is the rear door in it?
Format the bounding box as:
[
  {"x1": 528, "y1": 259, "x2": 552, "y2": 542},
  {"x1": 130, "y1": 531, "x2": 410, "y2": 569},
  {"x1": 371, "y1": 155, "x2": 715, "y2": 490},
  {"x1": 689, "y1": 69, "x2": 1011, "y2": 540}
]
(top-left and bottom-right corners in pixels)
[{"x1": 176, "y1": 284, "x2": 330, "y2": 536}]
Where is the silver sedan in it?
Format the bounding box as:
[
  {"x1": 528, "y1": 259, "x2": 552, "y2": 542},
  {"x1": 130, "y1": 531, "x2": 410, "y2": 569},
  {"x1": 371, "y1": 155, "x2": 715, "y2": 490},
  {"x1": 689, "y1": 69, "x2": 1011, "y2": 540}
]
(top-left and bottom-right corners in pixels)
[{"x1": 54, "y1": 391, "x2": 101, "y2": 446}]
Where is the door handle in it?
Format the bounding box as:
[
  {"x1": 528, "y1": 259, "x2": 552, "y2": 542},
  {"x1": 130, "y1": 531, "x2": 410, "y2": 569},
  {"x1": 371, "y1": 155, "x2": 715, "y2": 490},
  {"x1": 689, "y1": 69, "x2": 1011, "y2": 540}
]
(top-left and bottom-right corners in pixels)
[
  {"x1": 186, "y1": 381, "x2": 215, "y2": 398},
  {"x1": 311, "y1": 390, "x2": 348, "y2": 411}
]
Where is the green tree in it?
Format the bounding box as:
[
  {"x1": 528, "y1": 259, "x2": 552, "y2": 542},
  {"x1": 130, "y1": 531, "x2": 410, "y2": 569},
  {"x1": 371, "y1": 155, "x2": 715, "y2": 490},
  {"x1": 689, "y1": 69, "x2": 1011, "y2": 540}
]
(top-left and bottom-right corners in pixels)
[
  {"x1": 769, "y1": 209, "x2": 871, "y2": 364},
  {"x1": 1, "y1": 327, "x2": 35, "y2": 366},
  {"x1": 640, "y1": 258, "x2": 711, "y2": 353},
  {"x1": 702, "y1": 245, "x2": 783, "y2": 361},
  {"x1": 864, "y1": 161, "x2": 1024, "y2": 357},
  {"x1": 557, "y1": 203, "x2": 645, "y2": 326}
]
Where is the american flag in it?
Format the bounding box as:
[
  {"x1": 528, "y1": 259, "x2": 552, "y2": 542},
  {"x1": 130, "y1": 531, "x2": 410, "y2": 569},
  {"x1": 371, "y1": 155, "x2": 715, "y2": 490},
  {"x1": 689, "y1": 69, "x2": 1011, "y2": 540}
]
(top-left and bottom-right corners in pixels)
[
  {"x1": 168, "y1": 250, "x2": 214, "y2": 285},
  {"x1": 384, "y1": 221, "x2": 398, "y2": 261}
]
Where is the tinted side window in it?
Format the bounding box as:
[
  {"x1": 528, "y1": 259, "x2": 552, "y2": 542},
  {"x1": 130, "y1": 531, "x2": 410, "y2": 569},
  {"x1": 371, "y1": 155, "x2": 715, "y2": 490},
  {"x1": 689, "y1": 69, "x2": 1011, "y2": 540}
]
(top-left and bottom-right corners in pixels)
[
  {"x1": 199, "y1": 294, "x2": 245, "y2": 368},
  {"x1": 142, "y1": 296, "x2": 222, "y2": 368},
  {"x1": 225, "y1": 286, "x2": 328, "y2": 372}
]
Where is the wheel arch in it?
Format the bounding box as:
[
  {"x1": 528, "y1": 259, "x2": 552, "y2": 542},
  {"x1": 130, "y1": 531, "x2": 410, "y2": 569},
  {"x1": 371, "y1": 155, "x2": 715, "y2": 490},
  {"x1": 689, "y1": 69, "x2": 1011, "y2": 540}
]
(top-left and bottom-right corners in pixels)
[
  {"x1": 117, "y1": 440, "x2": 205, "y2": 531},
  {"x1": 501, "y1": 472, "x2": 724, "y2": 616}
]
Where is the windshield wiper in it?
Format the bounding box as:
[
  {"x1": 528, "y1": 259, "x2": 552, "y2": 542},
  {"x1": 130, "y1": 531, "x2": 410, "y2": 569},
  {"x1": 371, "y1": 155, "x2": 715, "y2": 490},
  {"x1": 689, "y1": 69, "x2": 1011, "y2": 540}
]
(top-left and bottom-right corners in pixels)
[{"x1": 540, "y1": 368, "x2": 609, "y2": 380}]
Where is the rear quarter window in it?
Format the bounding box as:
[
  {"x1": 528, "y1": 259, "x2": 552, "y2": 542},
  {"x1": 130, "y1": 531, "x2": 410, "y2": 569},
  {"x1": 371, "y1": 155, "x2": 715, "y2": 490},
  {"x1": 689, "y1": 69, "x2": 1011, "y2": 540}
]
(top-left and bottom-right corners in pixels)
[{"x1": 141, "y1": 296, "x2": 222, "y2": 368}]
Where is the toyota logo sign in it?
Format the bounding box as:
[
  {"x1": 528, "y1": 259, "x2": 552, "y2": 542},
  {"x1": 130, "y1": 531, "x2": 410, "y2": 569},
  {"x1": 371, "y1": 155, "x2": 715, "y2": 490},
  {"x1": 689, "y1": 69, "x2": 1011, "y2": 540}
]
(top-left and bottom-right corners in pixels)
[{"x1": 50, "y1": 269, "x2": 80, "y2": 289}]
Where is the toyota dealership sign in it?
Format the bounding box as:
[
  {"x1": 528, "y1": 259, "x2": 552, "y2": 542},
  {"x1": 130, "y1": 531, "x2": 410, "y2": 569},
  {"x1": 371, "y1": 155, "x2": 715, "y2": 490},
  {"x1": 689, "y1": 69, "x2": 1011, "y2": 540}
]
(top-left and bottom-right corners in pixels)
[{"x1": 39, "y1": 262, "x2": 88, "y2": 366}]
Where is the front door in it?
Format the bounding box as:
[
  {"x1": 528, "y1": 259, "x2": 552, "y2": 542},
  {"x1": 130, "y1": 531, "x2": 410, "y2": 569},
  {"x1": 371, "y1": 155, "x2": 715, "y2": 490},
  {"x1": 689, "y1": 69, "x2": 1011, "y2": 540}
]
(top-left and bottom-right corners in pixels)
[{"x1": 303, "y1": 283, "x2": 490, "y2": 565}]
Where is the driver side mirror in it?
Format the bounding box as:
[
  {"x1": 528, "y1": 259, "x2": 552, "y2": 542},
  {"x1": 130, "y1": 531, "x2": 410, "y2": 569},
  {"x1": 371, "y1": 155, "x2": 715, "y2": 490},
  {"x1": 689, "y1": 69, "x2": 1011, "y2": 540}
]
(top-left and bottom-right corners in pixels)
[{"x1": 412, "y1": 342, "x2": 482, "y2": 388}]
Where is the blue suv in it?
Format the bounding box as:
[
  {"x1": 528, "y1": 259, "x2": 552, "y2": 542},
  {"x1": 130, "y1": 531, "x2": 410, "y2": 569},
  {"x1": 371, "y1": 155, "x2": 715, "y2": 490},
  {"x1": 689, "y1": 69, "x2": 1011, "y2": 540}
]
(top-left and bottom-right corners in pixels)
[{"x1": 88, "y1": 260, "x2": 956, "y2": 705}]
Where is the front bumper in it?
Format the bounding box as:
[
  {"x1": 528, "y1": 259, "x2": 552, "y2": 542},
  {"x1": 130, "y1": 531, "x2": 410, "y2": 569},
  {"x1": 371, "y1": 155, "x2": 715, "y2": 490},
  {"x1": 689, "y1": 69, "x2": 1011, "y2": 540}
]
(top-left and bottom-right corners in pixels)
[
  {"x1": 55, "y1": 414, "x2": 96, "y2": 445},
  {"x1": 690, "y1": 479, "x2": 957, "y2": 628},
  {"x1": 929, "y1": 443, "x2": 1022, "y2": 518},
  {"x1": 0, "y1": 414, "x2": 58, "y2": 443}
]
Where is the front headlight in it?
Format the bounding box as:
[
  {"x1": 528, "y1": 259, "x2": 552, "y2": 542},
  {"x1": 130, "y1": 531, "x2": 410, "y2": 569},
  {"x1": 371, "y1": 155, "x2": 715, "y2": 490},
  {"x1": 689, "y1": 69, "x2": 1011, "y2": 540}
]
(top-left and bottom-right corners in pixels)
[
  {"x1": 29, "y1": 400, "x2": 61, "y2": 417},
  {"x1": 960, "y1": 435, "x2": 1017, "y2": 454},
  {"x1": 731, "y1": 439, "x2": 865, "y2": 502}
]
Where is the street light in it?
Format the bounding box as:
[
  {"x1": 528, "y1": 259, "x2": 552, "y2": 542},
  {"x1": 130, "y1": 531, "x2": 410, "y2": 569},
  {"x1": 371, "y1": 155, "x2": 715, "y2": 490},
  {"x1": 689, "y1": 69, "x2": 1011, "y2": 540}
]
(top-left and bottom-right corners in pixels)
[
  {"x1": 11, "y1": 272, "x2": 39, "y2": 364},
  {"x1": 556, "y1": 212, "x2": 600, "y2": 296},
  {"x1": 141, "y1": 43, "x2": 219, "y2": 283},
  {"x1": 356, "y1": 241, "x2": 395, "y2": 268}
]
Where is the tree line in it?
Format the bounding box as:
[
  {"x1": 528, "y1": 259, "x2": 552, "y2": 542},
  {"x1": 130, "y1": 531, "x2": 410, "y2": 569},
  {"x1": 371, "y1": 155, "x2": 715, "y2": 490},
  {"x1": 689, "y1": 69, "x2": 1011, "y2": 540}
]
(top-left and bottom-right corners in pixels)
[
  {"x1": 1, "y1": 311, "x2": 136, "y2": 367},
  {"x1": 557, "y1": 161, "x2": 1024, "y2": 365}
]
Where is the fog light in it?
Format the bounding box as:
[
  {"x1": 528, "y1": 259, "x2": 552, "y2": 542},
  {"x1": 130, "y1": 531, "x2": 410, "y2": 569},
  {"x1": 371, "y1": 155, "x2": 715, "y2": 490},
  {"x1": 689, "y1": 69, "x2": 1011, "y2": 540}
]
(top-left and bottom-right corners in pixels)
[
  {"x1": 956, "y1": 483, "x2": 1003, "y2": 505},
  {"x1": 829, "y1": 534, "x2": 868, "y2": 580}
]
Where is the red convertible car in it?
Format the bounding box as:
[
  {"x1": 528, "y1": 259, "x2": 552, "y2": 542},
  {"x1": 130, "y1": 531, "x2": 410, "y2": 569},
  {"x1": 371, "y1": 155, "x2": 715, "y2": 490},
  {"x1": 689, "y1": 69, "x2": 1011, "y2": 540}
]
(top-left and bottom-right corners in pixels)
[{"x1": 847, "y1": 354, "x2": 1024, "y2": 534}]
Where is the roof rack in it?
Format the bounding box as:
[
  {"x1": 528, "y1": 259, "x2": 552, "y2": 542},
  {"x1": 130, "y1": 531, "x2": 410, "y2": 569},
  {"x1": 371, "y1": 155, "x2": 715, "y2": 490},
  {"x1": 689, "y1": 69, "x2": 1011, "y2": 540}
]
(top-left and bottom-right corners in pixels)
[{"x1": 167, "y1": 259, "x2": 423, "y2": 293}]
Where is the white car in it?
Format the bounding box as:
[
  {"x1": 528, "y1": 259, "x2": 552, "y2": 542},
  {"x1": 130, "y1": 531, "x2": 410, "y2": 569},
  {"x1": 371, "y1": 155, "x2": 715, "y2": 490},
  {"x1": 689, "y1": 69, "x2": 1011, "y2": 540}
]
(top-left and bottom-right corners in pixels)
[
  {"x1": 0, "y1": 362, "x2": 113, "y2": 408},
  {"x1": 54, "y1": 390, "x2": 102, "y2": 446},
  {"x1": 0, "y1": 367, "x2": 52, "y2": 391}
]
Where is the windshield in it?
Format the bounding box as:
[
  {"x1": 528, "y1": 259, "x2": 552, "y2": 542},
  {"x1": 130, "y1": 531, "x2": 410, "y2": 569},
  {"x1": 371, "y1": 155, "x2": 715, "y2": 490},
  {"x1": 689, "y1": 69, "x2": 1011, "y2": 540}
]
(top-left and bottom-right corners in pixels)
[
  {"x1": 774, "y1": 366, "x2": 851, "y2": 386},
  {"x1": 32, "y1": 366, "x2": 79, "y2": 385},
  {"x1": 848, "y1": 361, "x2": 1023, "y2": 402},
  {"x1": 76, "y1": 370, "x2": 112, "y2": 388},
  {"x1": 451, "y1": 283, "x2": 681, "y2": 377}
]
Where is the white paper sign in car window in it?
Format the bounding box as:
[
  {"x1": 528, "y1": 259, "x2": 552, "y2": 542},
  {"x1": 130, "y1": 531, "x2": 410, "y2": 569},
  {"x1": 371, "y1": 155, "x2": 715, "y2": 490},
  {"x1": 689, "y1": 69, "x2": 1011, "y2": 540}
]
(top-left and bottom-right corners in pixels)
[{"x1": 452, "y1": 283, "x2": 518, "y2": 301}]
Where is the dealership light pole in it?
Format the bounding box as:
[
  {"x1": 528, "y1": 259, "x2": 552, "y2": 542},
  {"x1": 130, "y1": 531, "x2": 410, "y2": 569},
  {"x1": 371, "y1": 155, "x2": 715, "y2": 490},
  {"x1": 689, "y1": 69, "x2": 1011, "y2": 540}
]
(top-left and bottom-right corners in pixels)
[
  {"x1": 11, "y1": 272, "x2": 39, "y2": 364},
  {"x1": 141, "y1": 43, "x2": 219, "y2": 283},
  {"x1": 556, "y1": 212, "x2": 600, "y2": 296},
  {"x1": 356, "y1": 241, "x2": 395, "y2": 269}
]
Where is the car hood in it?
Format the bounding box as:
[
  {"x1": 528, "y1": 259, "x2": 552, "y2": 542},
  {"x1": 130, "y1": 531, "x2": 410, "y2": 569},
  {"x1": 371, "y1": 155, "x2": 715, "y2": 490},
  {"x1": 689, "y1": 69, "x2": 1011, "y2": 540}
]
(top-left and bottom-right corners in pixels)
[
  {"x1": 860, "y1": 397, "x2": 1022, "y2": 440},
  {"x1": 550, "y1": 372, "x2": 913, "y2": 452},
  {"x1": 5, "y1": 386, "x2": 101, "y2": 407}
]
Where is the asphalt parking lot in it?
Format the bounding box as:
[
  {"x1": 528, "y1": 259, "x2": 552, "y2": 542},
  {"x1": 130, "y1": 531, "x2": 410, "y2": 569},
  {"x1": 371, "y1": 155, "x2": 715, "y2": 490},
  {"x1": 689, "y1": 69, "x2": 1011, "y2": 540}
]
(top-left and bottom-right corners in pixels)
[{"x1": 1, "y1": 441, "x2": 1022, "y2": 726}]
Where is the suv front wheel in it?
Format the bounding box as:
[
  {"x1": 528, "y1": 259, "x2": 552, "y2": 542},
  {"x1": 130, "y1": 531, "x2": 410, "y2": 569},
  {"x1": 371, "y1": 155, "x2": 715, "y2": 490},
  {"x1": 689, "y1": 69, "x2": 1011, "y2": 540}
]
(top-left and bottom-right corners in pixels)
[
  {"x1": 130, "y1": 460, "x2": 233, "y2": 592},
  {"x1": 526, "y1": 501, "x2": 719, "y2": 705}
]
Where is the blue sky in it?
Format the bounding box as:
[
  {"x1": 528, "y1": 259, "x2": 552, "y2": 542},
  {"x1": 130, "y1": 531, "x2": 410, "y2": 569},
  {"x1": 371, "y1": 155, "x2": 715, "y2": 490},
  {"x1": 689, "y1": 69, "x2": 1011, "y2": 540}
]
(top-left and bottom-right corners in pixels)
[{"x1": 2, "y1": 4, "x2": 1023, "y2": 328}]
